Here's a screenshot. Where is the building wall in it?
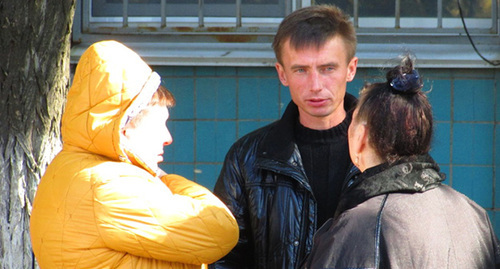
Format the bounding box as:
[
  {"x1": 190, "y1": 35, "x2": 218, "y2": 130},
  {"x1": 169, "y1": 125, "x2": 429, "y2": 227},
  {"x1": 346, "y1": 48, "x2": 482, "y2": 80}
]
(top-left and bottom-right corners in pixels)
[{"x1": 156, "y1": 65, "x2": 500, "y2": 234}]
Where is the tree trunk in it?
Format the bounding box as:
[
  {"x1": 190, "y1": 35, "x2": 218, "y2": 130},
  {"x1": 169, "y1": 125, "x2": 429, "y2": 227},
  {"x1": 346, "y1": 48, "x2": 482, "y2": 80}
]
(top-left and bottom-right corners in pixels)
[{"x1": 0, "y1": 1, "x2": 75, "y2": 268}]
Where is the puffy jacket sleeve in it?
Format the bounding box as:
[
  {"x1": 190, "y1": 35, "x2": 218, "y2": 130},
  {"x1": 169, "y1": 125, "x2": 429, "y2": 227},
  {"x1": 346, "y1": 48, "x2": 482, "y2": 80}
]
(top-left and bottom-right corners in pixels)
[
  {"x1": 93, "y1": 170, "x2": 238, "y2": 265},
  {"x1": 210, "y1": 144, "x2": 253, "y2": 269}
]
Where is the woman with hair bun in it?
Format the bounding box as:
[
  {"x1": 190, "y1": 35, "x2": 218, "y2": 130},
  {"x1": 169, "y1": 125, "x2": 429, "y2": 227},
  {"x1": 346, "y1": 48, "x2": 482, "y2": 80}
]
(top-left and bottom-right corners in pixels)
[{"x1": 302, "y1": 55, "x2": 500, "y2": 269}]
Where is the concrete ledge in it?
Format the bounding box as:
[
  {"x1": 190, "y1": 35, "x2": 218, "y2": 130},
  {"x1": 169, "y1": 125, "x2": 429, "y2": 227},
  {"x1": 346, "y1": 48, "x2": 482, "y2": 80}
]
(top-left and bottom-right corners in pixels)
[{"x1": 70, "y1": 41, "x2": 500, "y2": 68}]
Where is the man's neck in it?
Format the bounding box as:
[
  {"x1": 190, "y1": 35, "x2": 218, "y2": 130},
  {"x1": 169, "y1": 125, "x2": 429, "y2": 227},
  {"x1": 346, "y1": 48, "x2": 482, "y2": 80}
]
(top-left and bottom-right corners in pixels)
[{"x1": 299, "y1": 109, "x2": 347, "y2": 130}]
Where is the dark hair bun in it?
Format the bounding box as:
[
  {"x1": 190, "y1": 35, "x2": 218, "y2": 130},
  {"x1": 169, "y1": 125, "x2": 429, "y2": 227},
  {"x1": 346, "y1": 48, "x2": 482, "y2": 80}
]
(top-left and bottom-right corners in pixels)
[
  {"x1": 389, "y1": 70, "x2": 423, "y2": 93},
  {"x1": 386, "y1": 55, "x2": 423, "y2": 94}
]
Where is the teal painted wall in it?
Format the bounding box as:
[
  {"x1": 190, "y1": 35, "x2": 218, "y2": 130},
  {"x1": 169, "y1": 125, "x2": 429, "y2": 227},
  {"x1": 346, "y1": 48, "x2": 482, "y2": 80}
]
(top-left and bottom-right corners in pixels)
[{"x1": 156, "y1": 66, "x2": 500, "y2": 234}]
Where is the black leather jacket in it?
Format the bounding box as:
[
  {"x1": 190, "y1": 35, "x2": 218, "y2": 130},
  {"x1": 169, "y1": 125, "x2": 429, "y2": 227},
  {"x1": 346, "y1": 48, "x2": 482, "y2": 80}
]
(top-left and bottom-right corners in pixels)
[
  {"x1": 211, "y1": 95, "x2": 357, "y2": 269},
  {"x1": 303, "y1": 155, "x2": 500, "y2": 269}
]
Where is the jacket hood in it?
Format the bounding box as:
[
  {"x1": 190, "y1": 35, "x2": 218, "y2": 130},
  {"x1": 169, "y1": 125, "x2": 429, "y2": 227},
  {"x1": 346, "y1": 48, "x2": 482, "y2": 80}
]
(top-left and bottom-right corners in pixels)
[{"x1": 62, "y1": 40, "x2": 161, "y2": 174}]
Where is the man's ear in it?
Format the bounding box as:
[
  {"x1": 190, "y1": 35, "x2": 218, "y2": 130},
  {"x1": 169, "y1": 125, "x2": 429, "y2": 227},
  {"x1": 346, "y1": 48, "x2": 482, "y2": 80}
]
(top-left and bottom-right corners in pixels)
[
  {"x1": 346, "y1": 56, "x2": 358, "y2": 82},
  {"x1": 275, "y1": 62, "x2": 289, "y2": 86}
]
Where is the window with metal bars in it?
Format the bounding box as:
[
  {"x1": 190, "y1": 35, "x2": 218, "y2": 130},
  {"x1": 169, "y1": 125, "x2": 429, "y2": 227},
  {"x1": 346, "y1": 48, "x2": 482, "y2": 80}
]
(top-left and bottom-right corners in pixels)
[
  {"x1": 72, "y1": 0, "x2": 500, "y2": 67},
  {"x1": 81, "y1": 0, "x2": 497, "y2": 32}
]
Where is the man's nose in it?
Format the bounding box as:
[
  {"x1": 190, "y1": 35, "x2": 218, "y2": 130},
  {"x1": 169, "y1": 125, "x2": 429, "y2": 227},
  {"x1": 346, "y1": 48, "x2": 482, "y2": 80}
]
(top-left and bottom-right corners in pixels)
[{"x1": 310, "y1": 70, "x2": 322, "y2": 91}]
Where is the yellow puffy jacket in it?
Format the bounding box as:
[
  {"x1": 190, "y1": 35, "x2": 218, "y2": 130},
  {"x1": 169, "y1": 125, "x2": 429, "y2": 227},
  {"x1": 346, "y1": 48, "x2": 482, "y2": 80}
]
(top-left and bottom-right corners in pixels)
[{"x1": 30, "y1": 40, "x2": 238, "y2": 269}]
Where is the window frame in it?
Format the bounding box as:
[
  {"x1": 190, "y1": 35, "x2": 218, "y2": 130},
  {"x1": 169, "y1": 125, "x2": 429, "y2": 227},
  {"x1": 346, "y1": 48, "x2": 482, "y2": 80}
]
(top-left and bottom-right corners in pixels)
[{"x1": 71, "y1": 0, "x2": 500, "y2": 68}]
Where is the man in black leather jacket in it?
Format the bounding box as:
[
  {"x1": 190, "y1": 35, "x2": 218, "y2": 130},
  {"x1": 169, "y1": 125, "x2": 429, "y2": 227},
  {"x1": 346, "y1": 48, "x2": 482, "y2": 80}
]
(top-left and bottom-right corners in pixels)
[{"x1": 211, "y1": 5, "x2": 359, "y2": 269}]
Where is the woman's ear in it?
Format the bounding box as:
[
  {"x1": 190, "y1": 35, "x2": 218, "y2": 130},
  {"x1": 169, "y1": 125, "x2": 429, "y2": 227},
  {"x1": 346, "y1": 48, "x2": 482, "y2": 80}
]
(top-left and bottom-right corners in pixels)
[
  {"x1": 351, "y1": 122, "x2": 371, "y2": 171},
  {"x1": 358, "y1": 124, "x2": 369, "y2": 151},
  {"x1": 121, "y1": 126, "x2": 129, "y2": 138},
  {"x1": 121, "y1": 125, "x2": 135, "y2": 140},
  {"x1": 352, "y1": 122, "x2": 368, "y2": 156},
  {"x1": 121, "y1": 120, "x2": 137, "y2": 139}
]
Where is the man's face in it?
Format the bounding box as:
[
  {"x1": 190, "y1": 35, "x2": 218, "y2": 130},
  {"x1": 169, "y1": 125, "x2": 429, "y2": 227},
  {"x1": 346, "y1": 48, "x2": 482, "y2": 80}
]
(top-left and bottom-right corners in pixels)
[
  {"x1": 275, "y1": 36, "x2": 358, "y2": 130},
  {"x1": 123, "y1": 105, "x2": 172, "y2": 171}
]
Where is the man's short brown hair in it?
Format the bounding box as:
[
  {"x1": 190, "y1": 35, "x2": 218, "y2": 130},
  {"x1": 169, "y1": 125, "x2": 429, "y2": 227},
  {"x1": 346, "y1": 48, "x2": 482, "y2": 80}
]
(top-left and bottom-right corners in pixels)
[{"x1": 272, "y1": 5, "x2": 357, "y2": 65}]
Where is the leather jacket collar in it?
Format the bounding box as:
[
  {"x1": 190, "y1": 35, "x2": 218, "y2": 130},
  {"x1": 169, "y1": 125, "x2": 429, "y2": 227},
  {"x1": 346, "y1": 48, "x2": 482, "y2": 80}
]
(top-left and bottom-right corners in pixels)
[
  {"x1": 335, "y1": 154, "x2": 446, "y2": 218},
  {"x1": 256, "y1": 93, "x2": 358, "y2": 163}
]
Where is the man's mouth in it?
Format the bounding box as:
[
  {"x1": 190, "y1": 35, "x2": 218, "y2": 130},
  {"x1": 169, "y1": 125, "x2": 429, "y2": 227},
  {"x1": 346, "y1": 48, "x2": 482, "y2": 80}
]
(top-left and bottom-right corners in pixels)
[{"x1": 307, "y1": 98, "x2": 328, "y2": 106}]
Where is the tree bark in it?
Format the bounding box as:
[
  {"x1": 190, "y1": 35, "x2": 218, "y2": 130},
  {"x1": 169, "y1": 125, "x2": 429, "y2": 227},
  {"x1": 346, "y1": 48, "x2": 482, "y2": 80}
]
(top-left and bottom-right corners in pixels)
[{"x1": 0, "y1": 1, "x2": 75, "y2": 268}]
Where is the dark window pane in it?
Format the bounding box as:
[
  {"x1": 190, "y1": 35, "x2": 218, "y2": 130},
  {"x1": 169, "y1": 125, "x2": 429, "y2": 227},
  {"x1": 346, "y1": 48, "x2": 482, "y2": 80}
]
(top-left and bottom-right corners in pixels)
[
  {"x1": 358, "y1": 0, "x2": 395, "y2": 17},
  {"x1": 92, "y1": 0, "x2": 284, "y2": 17},
  {"x1": 314, "y1": 0, "x2": 491, "y2": 18},
  {"x1": 313, "y1": 0, "x2": 352, "y2": 15},
  {"x1": 443, "y1": 0, "x2": 491, "y2": 18},
  {"x1": 400, "y1": 0, "x2": 437, "y2": 17}
]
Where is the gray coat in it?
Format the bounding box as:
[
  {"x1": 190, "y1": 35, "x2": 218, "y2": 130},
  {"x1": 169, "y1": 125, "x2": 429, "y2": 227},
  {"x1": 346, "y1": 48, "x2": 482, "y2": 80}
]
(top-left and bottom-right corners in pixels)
[{"x1": 303, "y1": 155, "x2": 500, "y2": 269}]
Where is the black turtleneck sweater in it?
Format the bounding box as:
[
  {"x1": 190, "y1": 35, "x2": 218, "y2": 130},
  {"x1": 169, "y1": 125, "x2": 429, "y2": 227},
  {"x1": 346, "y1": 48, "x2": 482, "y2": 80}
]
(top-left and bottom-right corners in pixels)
[{"x1": 295, "y1": 115, "x2": 352, "y2": 227}]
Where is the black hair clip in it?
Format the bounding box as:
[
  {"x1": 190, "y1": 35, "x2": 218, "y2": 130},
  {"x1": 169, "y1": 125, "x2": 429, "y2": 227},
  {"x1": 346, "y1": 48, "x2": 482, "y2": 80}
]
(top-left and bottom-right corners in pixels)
[{"x1": 390, "y1": 70, "x2": 423, "y2": 93}]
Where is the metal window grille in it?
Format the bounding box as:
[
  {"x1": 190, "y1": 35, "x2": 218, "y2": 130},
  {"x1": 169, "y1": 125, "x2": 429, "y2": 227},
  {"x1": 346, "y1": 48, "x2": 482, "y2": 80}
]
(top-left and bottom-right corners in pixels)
[
  {"x1": 80, "y1": 0, "x2": 499, "y2": 35},
  {"x1": 72, "y1": 0, "x2": 500, "y2": 68}
]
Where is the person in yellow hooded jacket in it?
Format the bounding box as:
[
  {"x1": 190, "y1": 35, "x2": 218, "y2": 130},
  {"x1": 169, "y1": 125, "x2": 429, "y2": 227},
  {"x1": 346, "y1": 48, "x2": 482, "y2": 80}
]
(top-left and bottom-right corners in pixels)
[{"x1": 29, "y1": 40, "x2": 239, "y2": 269}]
